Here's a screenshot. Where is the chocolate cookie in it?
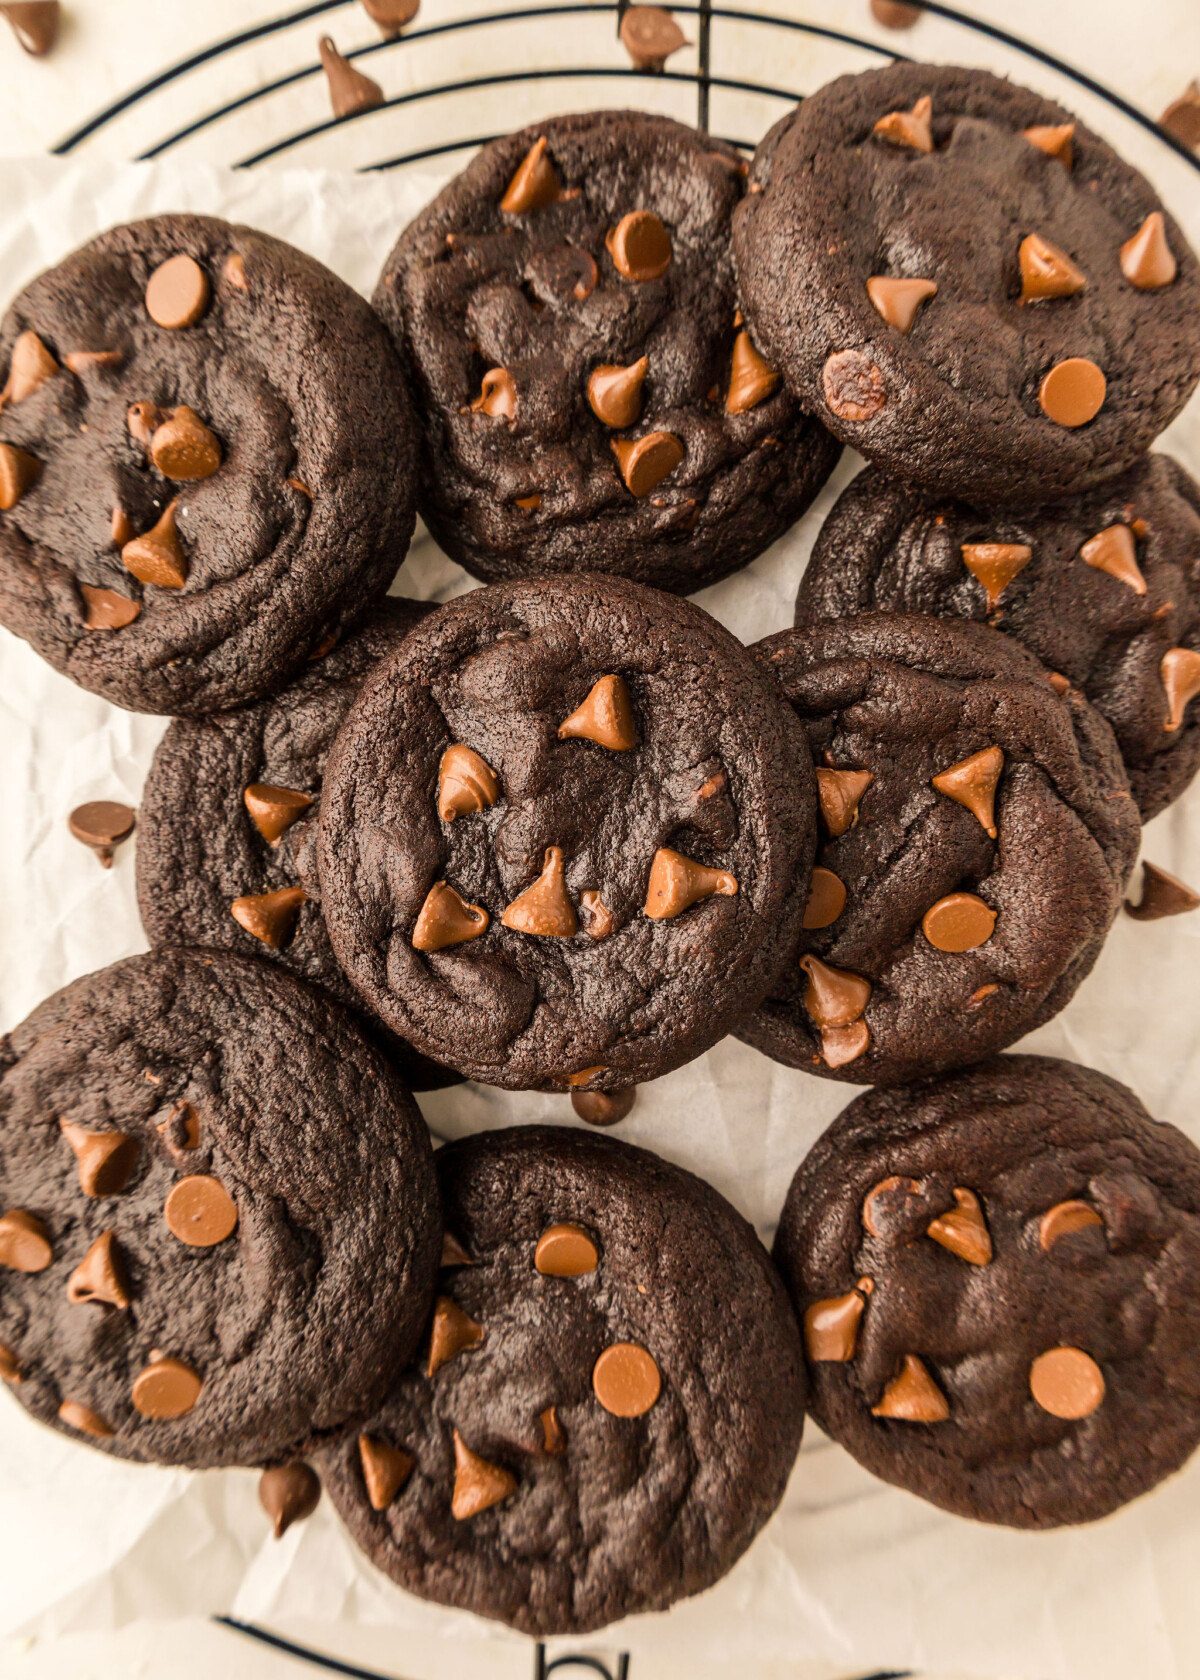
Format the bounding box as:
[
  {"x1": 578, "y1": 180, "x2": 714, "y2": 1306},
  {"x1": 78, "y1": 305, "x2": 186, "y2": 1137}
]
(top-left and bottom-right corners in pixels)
[
  {"x1": 739, "y1": 615, "x2": 1140, "y2": 1085},
  {"x1": 318, "y1": 573, "x2": 817, "y2": 1090},
  {"x1": 0, "y1": 949, "x2": 440, "y2": 1468},
  {"x1": 319, "y1": 1125, "x2": 805, "y2": 1634},
  {"x1": 733, "y1": 65, "x2": 1200, "y2": 504},
  {"x1": 374, "y1": 110, "x2": 841, "y2": 593},
  {"x1": 774, "y1": 1055, "x2": 1200, "y2": 1527},
  {"x1": 135, "y1": 597, "x2": 457, "y2": 1091},
  {"x1": 795, "y1": 455, "x2": 1200, "y2": 822},
  {"x1": 0, "y1": 214, "x2": 417, "y2": 715}
]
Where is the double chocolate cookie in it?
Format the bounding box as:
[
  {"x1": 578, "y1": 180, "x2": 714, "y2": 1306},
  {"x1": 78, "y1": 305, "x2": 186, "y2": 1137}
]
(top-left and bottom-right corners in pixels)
[
  {"x1": 733, "y1": 65, "x2": 1200, "y2": 503},
  {"x1": 318, "y1": 574, "x2": 817, "y2": 1090},
  {"x1": 0, "y1": 949, "x2": 440, "y2": 1468},
  {"x1": 740, "y1": 615, "x2": 1140, "y2": 1085},
  {"x1": 319, "y1": 1125, "x2": 805, "y2": 1635},
  {"x1": 796, "y1": 455, "x2": 1200, "y2": 821},
  {"x1": 774, "y1": 1056, "x2": 1200, "y2": 1526},
  {"x1": 374, "y1": 111, "x2": 841, "y2": 592},
  {"x1": 136, "y1": 597, "x2": 456, "y2": 1091},
  {"x1": 0, "y1": 214, "x2": 417, "y2": 715}
]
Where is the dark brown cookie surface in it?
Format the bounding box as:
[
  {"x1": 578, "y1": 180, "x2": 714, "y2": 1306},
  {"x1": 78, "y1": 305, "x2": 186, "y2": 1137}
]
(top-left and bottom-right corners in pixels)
[
  {"x1": 374, "y1": 110, "x2": 841, "y2": 593},
  {"x1": 319, "y1": 1126, "x2": 805, "y2": 1635},
  {"x1": 317, "y1": 574, "x2": 817, "y2": 1090},
  {"x1": 0, "y1": 948, "x2": 440, "y2": 1468},
  {"x1": 733, "y1": 66, "x2": 1200, "y2": 503},
  {"x1": 795, "y1": 455, "x2": 1200, "y2": 821},
  {"x1": 774, "y1": 1056, "x2": 1200, "y2": 1527},
  {"x1": 0, "y1": 215, "x2": 417, "y2": 715},
  {"x1": 739, "y1": 615, "x2": 1140, "y2": 1085}
]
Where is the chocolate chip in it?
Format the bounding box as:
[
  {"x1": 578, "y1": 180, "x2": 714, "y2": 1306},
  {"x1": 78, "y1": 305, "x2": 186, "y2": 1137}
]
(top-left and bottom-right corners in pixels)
[
  {"x1": 921, "y1": 891, "x2": 996, "y2": 953},
  {"x1": 157, "y1": 1099, "x2": 201, "y2": 1153},
  {"x1": 1029, "y1": 1346, "x2": 1104, "y2": 1419},
  {"x1": 565, "y1": 1066, "x2": 605, "y2": 1089},
  {"x1": 872, "y1": 94, "x2": 933, "y2": 152},
  {"x1": 870, "y1": 1354, "x2": 948, "y2": 1422},
  {"x1": 644, "y1": 847, "x2": 737, "y2": 919},
  {"x1": 1080, "y1": 524, "x2": 1146, "y2": 594},
  {"x1": 122, "y1": 499, "x2": 187, "y2": 590},
  {"x1": 502, "y1": 847, "x2": 578, "y2": 937},
  {"x1": 620, "y1": 4, "x2": 687, "y2": 70},
  {"x1": 1019, "y1": 233, "x2": 1086, "y2": 303},
  {"x1": 580, "y1": 889, "x2": 615, "y2": 940},
  {"x1": 437, "y1": 744, "x2": 500, "y2": 821},
  {"x1": 572, "y1": 1086, "x2": 636, "y2": 1126},
  {"x1": 259, "y1": 1462, "x2": 321, "y2": 1538},
  {"x1": 820, "y1": 1019, "x2": 870, "y2": 1069},
  {"x1": 1120, "y1": 212, "x2": 1177, "y2": 290},
  {"x1": 816, "y1": 766, "x2": 873, "y2": 837},
  {"x1": 926, "y1": 1187, "x2": 992, "y2": 1264},
  {"x1": 428, "y1": 1295, "x2": 485, "y2": 1378},
  {"x1": 960, "y1": 541, "x2": 1031, "y2": 608},
  {"x1": 0, "y1": 329, "x2": 59, "y2": 407},
  {"x1": 110, "y1": 504, "x2": 135, "y2": 548},
  {"x1": 58, "y1": 1399, "x2": 113, "y2": 1438},
  {"x1": 470, "y1": 367, "x2": 517, "y2": 420},
  {"x1": 606, "y1": 210, "x2": 672, "y2": 283},
  {"x1": 0, "y1": 442, "x2": 41, "y2": 509},
  {"x1": 451, "y1": 1430, "x2": 517, "y2": 1519},
  {"x1": 822, "y1": 349, "x2": 887, "y2": 422},
  {"x1": 799, "y1": 954, "x2": 870, "y2": 1029},
  {"x1": 243, "y1": 783, "x2": 313, "y2": 845},
  {"x1": 931, "y1": 745, "x2": 1003, "y2": 837},
  {"x1": 150, "y1": 406, "x2": 222, "y2": 480},
  {"x1": 865, "y1": 275, "x2": 937, "y2": 334},
  {"x1": 440, "y1": 1232, "x2": 473, "y2": 1268},
  {"x1": 1160, "y1": 81, "x2": 1200, "y2": 149},
  {"x1": 164, "y1": 1175, "x2": 238, "y2": 1247},
  {"x1": 725, "y1": 328, "x2": 782, "y2": 412},
  {"x1": 65, "y1": 349, "x2": 124, "y2": 376},
  {"x1": 540, "y1": 1405, "x2": 566, "y2": 1454},
  {"x1": 66, "y1": 1230, "x2": 130, "y2": 1307},
  {"x1": 0, "y1": 1209, "x2": 51, "y2": 1272},
  {"x1": 1125, "y1": 860, "x2": 1200, "y2": 921},
  {"x1": 60, "y1": 1120, "x2": 139, "y2": 1197},
  {"x1": 870, "y1": 0, "x2": 921, "y2": 24},
  {"x1": 230, "y1": 885, "x2": 307, "y2": 949},
  {"x1": 361, "y1": 0, "x2": 419, "y2": 37},
  {"x1": 804, "y1": 1283, "x2": 869, "y2": 1362},
  {"x1": 534, "y1": 1222, "x2": 598, "y2": 1277},
  {"x1": 0, "y1": 3, "x2": 60, "y2": 55},
  {"x1": 81, "y1": 585, "x2": 140, "y2": 631},
  {"x1": 1038, "y1": 358, "x2": 1106, "y2": 428},
  {"x1": 67, "y1": 800, "x2": 136, "y2": 868},
  {"x1": 129, "y1": 1354, "x2": 202, "y2": 1419},
  {"x1": 588, "y1": 357, "x2": 648, "y2": 428},
  {"x1": 1039, "y1": 1199, "x2": 1104, "y2": 1249},
  {"x1": 593, "y1": 1342, "x2": 661, "y2": 1417},
  {"x1": 412, "y1": 880, "x2": 490, "y2": 951},
  {"x1": 500, "y1": 136, "x2": 563, "y2": 214},
  {"x1": 611, "y1": 430, "x2": 684, "y2": 497},
  {"x1": 557, "y1": 673, "x2": 636, "y2": 750},
  {"x1": 514, "y1": 493, "x2": 542, "y2": 514},
  {"x1": 359, "y1": 1434, "x2": 414, "y2": 1509},
  {"x1": 1023, "y1": 122, "x2": 1074, "y2": 166},
  {"x1": 526, "y1": 243, "x2": 598, "y2": 304},
  {"x1": 223, "y1": 253, "x2": 249, "y2": 292},
  {"x1": 803, "y1": 865, "x2": 846, "y2": 930},
  {"x1": 145, "y1": 254, "x2": 210, "y2": 330},
  {"x1": 1161, "y1": 646, "x2": 1200, "y2": 731},
  {"x1": 318, "y1": 34, "x2": 384, "y2": 118},
  {"x1": 0, "y1": 1342, "x2": 20, "y2": 1383},
  {"x1": 127, "y1": 401, "x2": 169, "y2": 449}
]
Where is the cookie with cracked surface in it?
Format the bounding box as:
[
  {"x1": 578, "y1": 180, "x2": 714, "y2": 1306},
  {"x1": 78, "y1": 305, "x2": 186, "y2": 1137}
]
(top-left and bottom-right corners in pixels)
[
  {"x1": 317, "y1": 573, "x2": 817, "y2": 1090},
  {"x1": 373, "y1": 110, "x2": 841, "y2": 593},
  {"x1": 136, "y1": 597, "x2": 457, "y2": 1090},
  {"x1": 795, "y1": 455, "x2": 1200, "y2": 821},
  {"x1": 0, "y1": 948, "x2": 440, "y2": 1467},
  {"x1": 732, "y1": 65, "x2": 1200, "y2": 504},
  {"x1": 319, "y1": 1125, "x2": 805, "y2": 1634},
  {"x1": 0, "y1": 214, "x2": 417, "y2": 715},
  {"x1": 774, "y1": 1055, "x2": 1200, "y2": 1526},
  {"x1": 739, "y1": 614, "x2": 1140, "y2": 1084}
]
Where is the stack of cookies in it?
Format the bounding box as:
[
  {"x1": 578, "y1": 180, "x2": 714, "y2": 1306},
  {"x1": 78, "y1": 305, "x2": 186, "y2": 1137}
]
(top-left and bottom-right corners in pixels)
[{"x1": 2, "y1": 59, "x2": 1200, "y2": 1642}]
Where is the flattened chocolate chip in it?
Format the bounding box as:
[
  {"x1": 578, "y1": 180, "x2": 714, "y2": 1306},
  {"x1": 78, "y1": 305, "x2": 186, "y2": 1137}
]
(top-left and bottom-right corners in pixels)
[
  {"x1": 1039, "y1": 1199, "x2": 1104, "y2": 1249},
  {"x1": 1018, "y1": 234, "x2": 1086, "y2": 304},
  {"x1": 145, "y1": 254, "x2": 210, "y2": 330},
  {"x1": 931, "y1": 745, "x2": 1002, "y2": 837},
  {"x1": 1029, "y1": 1346, "x2": 1105, "y2": 1419},
  {"x1": 557, "y1": 673, "x2": 635, "y2": 750},
  {"x1": 1160, "y1": 81, "x2": 1200, "y2": 149},
  {"x1": 620, "y1": 5, "x2": 687, "y2": 71},
  {"x1": 1161, "y1": 646, "x2": 1200, "y2": 731},
  {"x1": 644, "y1": 847, "x2": 737, "y2": 918},
  {"x1": 440, "y1": 1232, "x2": 473, "y2": 1268},
  {"x1": 873, "y1": 94, "x2": 933, "y2": 152},
  {"x1": 1023, "y1": 122, "x2": 1074, "y2": 166},
  {"x1": 60, "y1": 1119, "x2": 139, "y2": 1197},
  {"x1": 470, "y1": 367, "x2": 517, "y2": 420},
  {"x1": 871, "y1": 1354, "x2": 948, "y2": 1422},
  {"x1": 588, "y1": 357, "x2": 648, "y2": 428},
  {"x1": 725, "y1": 329, "x2": 781, "y2": 412},
  {"x1": 803, "y1": 865, "x2": 846, "y2": 930},
  {"x1": 132, "y1": 1355, "x2": 203, "y2": 1419},
  {"x1": 816, "y1": 766, "x2": 873, "y2": 837},
  {"x1": 1081, "y1": 524, "x2": 1146, "y2": 594},
  {"x1": 804, "y1": 1284, "x2": 868, "y2": 1361},
  {"x1": 540, "y1": 1405, "x2": 566, "y2": 1454},
  {"x1": 427, "y1": 1295, "x2": 485, "y2": 1377},
  {"x1": 606, "y1": 210, "x2": 672, "y2": 281},
  {"x1": 592, "y1": 1342, "x2": 661, "y2": 1417},
  {"x1": 822, "y1": 349, "x2": 887, "y2": 422},
  {"x1": 259, "y1": 1462, "x2": 321, "y2": 1538},
  {"x1": 68, "y1": 800, "x2": 136, "y2": 868},
  {"x1": 799, "y1": 954, "x2": 870, "y2": 1029},
  {"x1": 921, "y1": 892, "x2": 996, "y2": 953},
  {"x1": 0, "y1": 1209, "x2": 51, "y2": 1272},
  {"x1": 359, "y1": 1434, "x2": 414, "y2": 1509},
  {"x1": 926, "y1": 1187, "x2": 992, "y2": 1264},
  {"x1": 0, "y1": 442, "x2": 42, "y2": 509},
  {"x1": 611, "y1": 430, "x2": 684, "y2": 497},
  {"x1": 121, "y1": 499, "x2": 187, "y2": 590},
  {"x1": 500, "y1": 136, "x2": 562, "y2": 214},
  {"x1": 526, "y1": 243, "x2": 598, "y2": 304},
  {"x1": 243, "y1": 783, "x2": 313, "y2": 844},
  {"x1": 58, "y1": 1399, "x2": 113, "y2": 1438},
  {"x1": 319, "y1": 35, "x2": 384, "y2": 118},
  {"x1": 572, "y1": 1087, "x2": 636, "y2": 1125},
  {"x1": 150, "y1": 406, "x2": 222, "y2": 480},
  {"x1": 413, "y1": 880, "x2": 489, "y2": 951},
  {"x1": 230, "y1": 886, "x2": 307, "y2": 949},
  {"x1": 534, "y1": 1222, "x2": 598, "y2": 1276},
  {"x1": 362, "y1": 0, "x2": 420, "y2": 37},
  {"x1": 961, "y1": 541, "x2": 1031, "y2": 607},
  {"x1": 81, "y1": 585, "x2": 140, "y2": 631},
  {"x1": 863, "y1": 1175, "x2": 921, "y2": 1239},
  {"x1": 451, "y1": 1430, "x2": 517, "y2": 1519},
  {"x1": 1038, "y1": 358, "x2": 1106, "y2": 427},
  {"x1": 66, "y1": 1230, "x2": 130, "y2": 1308},
  {"x1": 502, "y1": 847, "x2": 577, "y2": 937},
  {"x1": 871, "y1": 0, "x2": 921, "y2": 25},
  {"x1": 0, "y1": 1342, "x2": 20, "y2": 1383},
  {"x1": 580, "y1": 889, "x2": 614, "y2": 940},
  {"x1": 164, "y1": 1175, "x2": 238, "y2": 1247},
  {"x1": 866, "y1": 275, "x2": 937, "y2": 334},
  {"x1": 1120, "y1": 212, "x2": 1177, "y2": 290},
  {"x1": 0, "y1": 4, "x2": 60, "y2": 56},
  {"x1": 1125, "y1": 860, "x2": 1200, "y2": 921},
  {"x1": 438, "y1": 743, "x2": 500, "y2": 821},
  {"x1": 0, "y1": 329, "x2": 59, "y2": 407}
]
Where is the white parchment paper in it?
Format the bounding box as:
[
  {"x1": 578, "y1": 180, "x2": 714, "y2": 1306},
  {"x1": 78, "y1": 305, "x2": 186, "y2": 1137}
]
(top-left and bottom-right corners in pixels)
[{"x1": 1, "y1": 148, "x2": 1200, "y2": 1680}]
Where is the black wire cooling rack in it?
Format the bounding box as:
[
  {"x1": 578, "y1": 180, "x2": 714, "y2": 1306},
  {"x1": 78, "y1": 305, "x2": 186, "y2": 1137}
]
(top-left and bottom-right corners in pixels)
[{"x1": 35, "y1": 3, "x2": 1195, "y2": 1677}]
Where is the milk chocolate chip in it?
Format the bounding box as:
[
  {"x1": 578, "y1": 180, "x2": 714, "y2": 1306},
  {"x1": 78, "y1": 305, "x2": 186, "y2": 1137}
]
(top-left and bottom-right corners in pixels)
[
  {"x1": 132, "y1": 1355, "x2": 203, "y2": 1419},
  {"x1": 540, "y1": 1405, "x2": 566, "y2": 1454},
  {"x1": 60, "y1": 1120, "x2": 139, "y2": 1197},
  {"x1": 1019, "y1": 234, "x2": 1086, "y2": 303},
  {"x1": 1038, "y1": 358, "x2": 1106, "y2": 427},
  {"x1": 164, "y1": 1175, "x2": 238, "y2": 1247},
  {"x1": 822, "y1": 349, "x2": 887, "y2": 422},
  {"x1": 534, "y1": 1222, "x2": 598, "y2": 1276},
  {"x1": 470, "y1": 367, "x2": 517, "y2": 420},
  {"x1": 1081, "y1": 524, "x2": 1146, "y2": 593},
  {"x1": 620, "y1": 5, "x2": 687, "y2": 71},
  {"x1": 150, "y1": 407, "x2": 222, "y2": 480},
  {"x1": 0, "y1": 442, "x2": 41, "y2": 509},
  {"x1": 66, "y1": 1231, "x2": 130, "y2": 1308},
  {"x1": 0, "y1": 1343, "x2": 20, "y2": 1383},
  {"x1": 799, "y1": 954, "x2": 870, "y2": 1029},
  {"x1": 873, "y1": 94, "x2": 933, "y2": 152},
  {"x1": 413, "y1": 881, "x2": 489, "y2": 951},
  {"x1": 438, "y1": 744, "x2": 500, "y2": 821},
  {"x1": 68, "y1": 800, "x2": 136, "y2": 867},
  {"x1": 1023, "y1": 123, "x2": 1074, "y2": 166},
  {"x1": 1120, "y1": 212, "x2": 1177, "y2": 290},
  {"x1": 804, "y1": 1284, "x2": 869, "y2": 1362},
  {"x1": 926, "y1": 1187, "x2": 992, "y2": 1265},
  {"x1": 870, "y1": 0, "x2": 921, "y2": 26},
  {"x1": 921, "y1": 892, "x2": 996, "y2": 953},
  {"x1": 572, "y1": 1087, "x2": 636, "y2": 1125},
  {"x1": 816, "y1": 767, "x2": 873, "y2": 837},
  {"x1": 0, "y1": 4, "x2": 60, "y2": 56},
  {"x1": 611, "y1": 431, "x2": 684, "y2": 497},
  {"x1": 500, "y1": 136, "x2": 563, "y2": 214},
  {"x1": 361, "y1": 0, "x2": 420, "y2": 37},
  {"x1": 243, "y1": 784, "x2": 313, "y2": 844},
  {"x1": 1029, "y1": 1346, "x2": 1105, "y2": 1419},
  {"x1": 502, "y1": 847, "x2": 577, "y2": 937},
  {"x1": 557, "y1": 674, "x2": 635, "y2": 750},
  {"x1": 230, "y1": 886, "x2": 307, "y2": 949},
  {"x1": 65, "y1": 349, "x2": 124, "y2": 376},
  {"x1": 1161, "y1": 646, "x2": 1200, "y2": 731},
  {"x1": 587, "y1": 357, "x2": 648, "y2": 428},
  {"x1": 145, "y1": 255, "x2": 210, "y2": 330},
  {"x1": 644, "y1": 847, "x2": 737, "y2": 918},
  {"x1": 862, "y1": 1175, "x2": 921, "y2": 1239},
  {"x1": 121, "y1": 500, "x2": 187, "y2": 589},
  {"x1": 427, "y1": 1296, "x2": 485, "y2": 1377},
  {"x1": 440, "y1": 1232, "x2": 473, "y2": 1268},
  {"x1": 606, "y1": 211, "x2": 672, "y2": 281},
  {"x1": 870, "y1": 1354, "x2": 948, "y2": 1422},
  {"x1": 259, "y1": 1462, "x2": 321, "y2": 1538},
  {"x1": 961, "y1": 541, "x2": 1031, "y2": 607},
  {"x1": 0, "y1": 1209, "x2": 51, "y2": 1272},
  {"x1": 1125, "y1": 861, "x2": 1200, "y2": 921},
  {"x1": 803, "y1": 865, "x2": 847, "y2": 930},
  {"x1": 580, "y1": 889, "x2": 614, "y2": 940},
  {"x1": 592, "y1": 1342, "x2": 661, "y2": 1417},
  {"x1": 725, "y1": 329, "x2": 781, "y2": 412},
  {"x1": 81, "y1": 587, "x2": 141, "y2": 631},
  {"x1": 820, "y1": 1019, "x2": 870, "y2": 1069},
  {"x1": 451, "y1": 1431, "x2": 517, "y2": 1519},
  {"x1": 0, "y1": 329, "x2": 59, "y2": 407},
  {"x1": 359, "y1": 1434, "x2": 414, "y2": 1509},
  {"x1": 58, "y1": 1399, "x2": 114, "y2": 1438},
  {"x1": 931, "y1": 745, "x2": 1003, "y2": 837},
  {"x1": 1039, "y1": 1199, "x2": 1104, "y2": 1249},
  {"x1": 318, "y1": 35, "x2": 384, "y2": 118},
  {"x1": 1160, "y1": 81, "x2": 1200, "y2": 149},
  {"x1": 866, "y1": 275, "x2": 937, "y2": 334}
]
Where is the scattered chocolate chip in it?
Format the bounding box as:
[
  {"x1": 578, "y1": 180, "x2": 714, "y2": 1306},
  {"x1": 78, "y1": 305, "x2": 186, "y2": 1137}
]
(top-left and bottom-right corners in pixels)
[
  {"x1": 871, "y1": 1354, "x2": 948, "y2": 1422},
  {"x1": 0, "y1": 329, "x2": 59, "y2": 407},
  {"x1": 428, "y1": 1295, "x2": 485, "y2": 1377},
  {"x1": 469, "y1": 366, "x2": 517, "y2": 421},
  {"x1": 437, "y1": 744, "x2": 500, "y2": 821},
  {"x1": 866, "y1": 275, "x2": 937, "y2": 334},
  {"x1": 1038, "y1": 357, "x2": 1106, "y2": 428},
  {"x1": 66, "y1": 1230, "x2": 130, "y2": 1308},
  {"x1": 150, "y1": 406, "x2": 222, "y2": 480},
  {"x1": 0, "y1": 441, "x2": 41, "y2": 509},
  {"x1": 67, "y1": 800, "x2": 136, "y2": 868},
  {"x1": 588, "y1": 357, "x2": 648, "y2": 428},
  {"x1": 870, "y1": 0, "x2": 921, "y2": 24},
  {"x1": 725, "y1": 328, "x2": 782, "y2": 412},
  {"x1": 820, "y1": 1019, "x2": 870, "y2": 1068},
  {"x1": 571, "y1": 1087, "x2": 636, "y2": 1125},
  {"x1": 230, "y1": 885, "x2": 307, "y2": 949},
  {"x1": 64, "y1": 349, "x2": 123, "y2": 376},
  {"x1": 822, "y1": 348, "x2": 887, "y2": 422},
  {"x1": 804, "y1": 1284, "x2": 870, "y2": 1361},
  {"x1": 0, "y1": 1342, "x2": 20, "y2": 1383},
  {"x1": 873, "y1": 94, "x2": 933, "y2": 152},
  {"x1": 359, "y1": 1434, "x2": 414, "y2": 1509},
  {"x1": 803, "y1": 865, "x2": 846, "y2": 930},
  {"x1": 921, "y1": 891, "x2": 996, "y2": 953},
  {"x1": 800, "y1": 953, "x2": 870, "y2": 1030},
  {"x1": 620, "y1": 4, "x2": 687, "y2": 70},
  {"x1": 557, "y1": 673, "x2": 635, "y2": 750},
  {"x1": 644, "y1": 846, "x2": 737, "y2": 919},
  {"x1": 361, "y1": 0, "x2": 419, "y2": 37},
  {"x1": 926, "y1": 1187, "x2": 992, "y2": 1264},
  {"x1": 243, "y1": 783, "x2": 313, "y2": 845},
  {"x1": 503, "y1": 846, "x2": 578, "y2": 937},
  {"x1": 593, "y1": 1342, "x2": 661, "y2": 1417},
  {"x1": 1039, "y1": 1199, "x2": 1104, "y2": 1249},
  {"x1": 412, "y1": 880, "x2": 489, "y2": 951},
  {"x1": 163, "y1": 1175, "x2": 238, "y2": 1247},
  {"x1": 0, "y1": 1208, "x2": 51, "y2": 1272},
  {"x1": 606, "y1": 210, "x2": 672, "y2": 282},
  {"x1": 145, "y1": 254, "x2": 210, "y2": 331},
  {"x1": 1125, "y1": 860, "x2": 1200, "y2": 921},
  {"x1": 440, "y1": 1232, "x2": 473, "y2": 1268},
  {"x1": 81, "y1": 585, "x2": 140, "y2": 631},
  {"x1": 1080, "y1": 523, "x2": 1145, "y2": 594},
  {"x1": 223, "y1": 253, "x2": 249, "y2": 292},
  {"x1": 451, "y1": 1430, "x2": 517, "y2": 1519},
  {"x1": 540, "y1": 1405, "x2": 566, "y2": 1453},
  {"x1": 580, "y1": 889, "x2": 614, "y2": 940},
  {"x1": 1023, "y1": 122, "x2": 1074, "y2": 166},
  {"x1": 534, "y1": 1222, "x2": 598, "y2": 1277},
  {"x1": 122, "y1": 499, "x2": 187, "y2": 590},
  {"x1": 961, "y1": 540, "x2": 1031, "y2": 608},
  {"x1": 259, "y1": 1462, "x2": 321, "y2": 1538},
  {"x1": 816, "y1": 766, "x2": 873, "y2": 837},
  {"x1": 500, "y1": 136, "x2": 563, "y2": 214},
  {"x1": 319, "y1": 34, "x2": 384, "y2": 118},
  {"x1": 0, "y1": 3, "x2": 59, "y2": 55},
  {"x1": 1019, "y1": 233, "x2": 1086, "y2": 303},
  {"x1": 131, "y1": 1354, "x2": 202, "y2": 1419},
  {"x1": 1161, "y1": 646, "x2": 1200, "y2": 731},
  {"x1": 611, "y1": 430, "x2": 684, "y2": 497},
  {"x1": 1120, "y1": 212, "x2": 1177, "y2": 290},
  {"x1": 1160, "y1": 81, "x2": 1200, "y2": 149},
  {"x1": 58, "y1": 1399, "x2": 113, "y2": 1438},
  {"x1": 60, "y1": 1120, "x2": 139, "y2": 1197},
  {"x1": 931, "y1": 745, "x2": 1003, "y2": 837},
  {"x1": 1029, "y1": 1346, "x2": 1104, "y2": 1419}
]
